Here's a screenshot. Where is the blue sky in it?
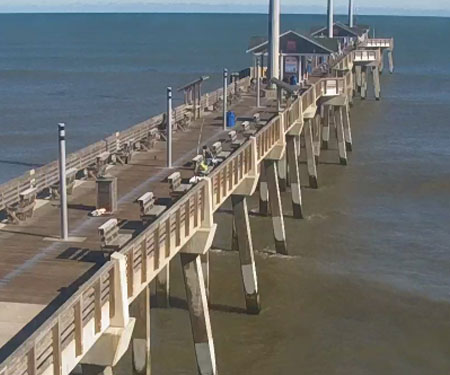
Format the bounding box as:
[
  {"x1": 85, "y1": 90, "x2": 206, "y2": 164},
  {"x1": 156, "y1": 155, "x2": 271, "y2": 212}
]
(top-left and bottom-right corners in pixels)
[{"x1": 0, "y1": 1, "x2": 449, "y2": 16}]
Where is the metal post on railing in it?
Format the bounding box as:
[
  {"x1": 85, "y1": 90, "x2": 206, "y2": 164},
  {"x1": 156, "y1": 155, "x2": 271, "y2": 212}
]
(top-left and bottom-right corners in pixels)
[
  {"x1": 167, "y1": 87, "x2": 173, "y2": 168},
  {"x1": 58, "y1": 123, "x2": 69, "y2": 241},
  {"x1": 256, "y1": 57, "x2": 261, "y2": 108},
  {"x1": 223, "y1": 68, "x2": 228, "y2": 130}
]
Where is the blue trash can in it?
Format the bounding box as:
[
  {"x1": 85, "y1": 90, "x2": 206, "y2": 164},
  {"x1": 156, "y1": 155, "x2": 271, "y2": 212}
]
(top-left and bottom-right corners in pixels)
[{"x1": 226, "y1": 111, "x2": 236, "y2": 128}]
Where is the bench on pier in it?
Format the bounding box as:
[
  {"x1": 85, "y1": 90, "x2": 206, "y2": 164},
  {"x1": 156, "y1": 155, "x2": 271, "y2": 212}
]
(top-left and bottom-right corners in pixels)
[
  {"x1": 211, "y1": 141, "x2": 231, "y2": 161},
  {"x1": 98, "y1": 218, "x2": 132, "y2": 252},
  {"x1": 192, "y1": 155, "x2": 212, "y2": 176},
  {"x1": 136, "y1": 192, "x2": 166, "y2": 223},
  {"x1": 6, "y1": 187, "x2": 37, "y2": 224},
  {"x1": 168, "y1": 171, "x2": 192, "y2": 200},
  {"x1": 228, "y1": 130, "x2": 245, "y2": 149},
  {"x1": 115, "y1": 141, "x2": 134, "y2": 165},
  {"x1": 49, "y1": 167, "x2": 77, "y2": 200},
  {"x1": 241, "y1": 121, "x2": 256, "y2": 136}
]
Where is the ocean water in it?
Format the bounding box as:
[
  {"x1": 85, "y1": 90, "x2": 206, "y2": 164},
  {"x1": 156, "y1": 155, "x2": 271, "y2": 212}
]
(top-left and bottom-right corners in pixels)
[{"x1": 0, "y1": 13, "x2": 449, "y2": 374}]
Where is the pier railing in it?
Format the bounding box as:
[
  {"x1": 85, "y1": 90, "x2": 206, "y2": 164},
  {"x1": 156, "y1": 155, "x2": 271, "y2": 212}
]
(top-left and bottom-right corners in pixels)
[
  {"x1": 361, "y1": 38, "x2": 394, "y2": 50},
  {"x1": 0, "y1": 50, "x2": 366, "y2": 375},
  {"x1": 0, "y1": 76, "x2": 250, "y2": 213}
]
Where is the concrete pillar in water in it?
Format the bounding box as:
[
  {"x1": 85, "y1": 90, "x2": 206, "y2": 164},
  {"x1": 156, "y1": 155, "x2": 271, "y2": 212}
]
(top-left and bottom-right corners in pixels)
[
  {"x1": 322, "y1": 107, "x2": 332, "y2": 150},
  {"x1": 343, "y1": 105, "x2": 353, "y2": 152},
  {"x1": 286, "y1": 136, "x2": 303, "y2": 219},
  {"x1": 130, "y1": 286, "x2": 151, "y2": 375},
  {"x1": 360, "y1": 66, "x2": 368, "y2": 100},
  {"x1": 180, "y1": 253, "x2": 217, "y2": 375},
  {"x1": 201, "y1": 253, "x2": 210, "y2": 299},
  {"x1": 388, "y1": 50, "x2": 394, "y2": 74},
  {"x1": 155, "y1": 265, "x2": 170, "y2": 308},
  {"x1": 304, "y1": 119, "x2": 318, "y2": 189},
  {"x1": 379, "y1": 50, "x2": 385, "y2": 74},
  {"x1": 355, "y1": 65, "x2": 362, "y2": 94},
  {"x1": 231, "y1": 195, "x2": 261, "y2": 314},
  {"x1": 373, "y1": 66, "x2": 381, "y2": 100},
  {"x1": 335, "y1": 107, "x2": 348, "y2": 166},
  {"x1": 313, "y1": 114, "x2": 322, "y2": 164},
  {"x1": 264, "y1": 159, "x2": 288, "y2": 254},
  {"x1": 277, "y1": 154, "x2": 287, "y2": 192},
  {"x1": 259, "y1": 162, "x2": 269, "y2": 216}
]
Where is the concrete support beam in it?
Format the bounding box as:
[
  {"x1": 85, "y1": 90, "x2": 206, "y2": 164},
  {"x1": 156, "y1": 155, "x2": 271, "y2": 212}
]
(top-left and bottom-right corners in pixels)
[
  {"x1": 201, "y1": 253, "x2": 210, "y2": 300},
  {"x1": 155, "y1": 265, "x2": 170, "y2": 308},
  {"x1": 259, "y1": 163, "x2": 269, "y2": 216},
  {"x1": 335, "y1": 107, "x2": 348, "y2": 166},
  {"x1": 379, "y1": 51, "x2": 384, "y2": 74},
  {"x1": 130, "y1": 286, "x2": 151, "y2": 375},
  {"x1": 286, "y1": 136, "x2": 303, "y2": 219},
  {"x1": 180, "y1": 254, "x2": 217, "y2": 375},
  {"x1": 322, "y1": 108, "x2": 330, "y2": 150},
  {"x1": 343, "y1": 105, "x2": 353, "y2": 152},
  {"x1": 361, "y1": 66, "x2": 368, "y2": 100},
  {"x1": 277, "y1": 155, "x2": 287, "y2": 192},
  {"x1": 373, "y1": 66, "x2": 381, "y2": 100},
  {"x1": 231, "y1": 195, "x2": 261, "y2": 314},
  {"x1": 355, "y1": 65, "x2": 362, "y2": 94},
  {"x1": 313, "y1": 114, "x2": 322, "y2": 164},
  {"x1": 388, "y1": 50, "x2": 394, "y2": 74},
  {"x1": 264, "y1": 159, "x2": 287, "y2": 255},
  {"x1": 304, "y1": 119, "x2": 318, "y2": 189}
]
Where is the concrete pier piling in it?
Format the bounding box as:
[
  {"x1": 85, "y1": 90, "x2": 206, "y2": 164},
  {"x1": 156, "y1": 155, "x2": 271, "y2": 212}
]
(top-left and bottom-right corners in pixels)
[
  {"x1": 231, "y1": 195, "x2": 261, "y2": 314},
  {"x1": 343, "y1": 105, "x2": 353, "y2": 152},
  {"x1": 264, "y1": 159, "x2": 288, "y2": 254},
  {"x1": 286, "y1": 136, "x2": 303, "y2": 219},
  {"x1": 277, "y1": 155, "x2": 287, "y2": 192},
  {"x1": 335, "y1": 107, "x2": 348, "y2": 166},
  {"x1": 130, "y1": 286, "x2": 151, "y2": 375},
  {"x1": 373, "y1": 66, "x2": 381, "y2": 100},
  {"x1": 201, "y1": 253, "x2": 210, "y2": 299},
  {"x1": 388, "y1": 50, "x2": 394, "y2": 73},
  {"x1": 322, "y1": 108, "x2": 331, "y2": 149},
  {"x1": 155, "y1": 266, "x2": 170, "y2": 308},
  {"x1": 313, "y1": 114, "x2": 322, "y2": 164},
  {"x1": 259, "y1": 163, "x2": 269, "y2": 216},
  {"x1": 355, "y1": 65, "x2": 362, "y2": 93},
  {"x1": 180, "y1": 253, "x2": 217, "y2": 375},
  {"x1": 304, "y1": 119, "x2": 319, "y2": 189},
  {"x1": 361, "y1": 66, "x2": 368, "y2": 100}
]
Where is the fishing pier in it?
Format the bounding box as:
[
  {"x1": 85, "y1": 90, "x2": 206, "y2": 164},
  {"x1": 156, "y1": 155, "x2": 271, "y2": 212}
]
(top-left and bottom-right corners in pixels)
[{"x1": 0, "y1": 2, "x2": 394, "y2": 375}]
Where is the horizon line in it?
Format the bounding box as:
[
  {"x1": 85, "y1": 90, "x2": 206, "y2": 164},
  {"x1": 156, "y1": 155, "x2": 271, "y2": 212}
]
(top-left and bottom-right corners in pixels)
[{"x1": 0, "y1": 10, "x2": 448, "y2": 18}]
